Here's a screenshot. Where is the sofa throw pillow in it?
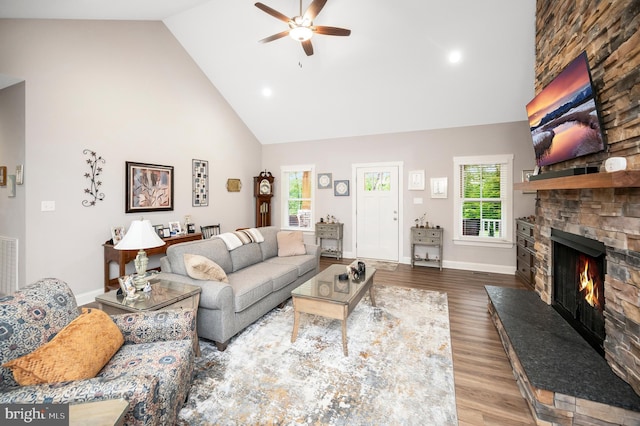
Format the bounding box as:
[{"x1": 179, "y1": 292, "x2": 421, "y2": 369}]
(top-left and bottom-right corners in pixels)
[
  {"x1": 277, "y1": 231, "x2": 307, "y2": 257},
  {"x1": 184, "y1": 253, "x2": 229, "y2": 283},
  {"x1": 2, "y1": 308, "x2": 124, "y2": 386}
]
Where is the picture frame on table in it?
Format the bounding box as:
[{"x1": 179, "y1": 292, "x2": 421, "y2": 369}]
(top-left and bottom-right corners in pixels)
[
  {"x1": 111, "y1": 226, "x2": 126, "y2": 245},
  {"x1": 125, "y1": 161, "x2": 174, "y2": 213},
  {"x1": 0, "y1": 166, "x2": 6, "y2": 186},
  {"x1": 162, "y1": 228, "x2": 171, "y2": 238},
  {"x1": 168, "y1": 221, "x2": 182, "y2": 235},
  {"x1": 153, "y1": 224, "x2": 165, "y2": 238}
]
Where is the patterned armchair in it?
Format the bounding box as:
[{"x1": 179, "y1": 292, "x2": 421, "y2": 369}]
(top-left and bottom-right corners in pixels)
[{"x1": 0, "y1": 278, "x2": 195, "y2": 426}]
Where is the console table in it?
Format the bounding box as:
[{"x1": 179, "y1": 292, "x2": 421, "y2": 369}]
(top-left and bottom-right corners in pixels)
[
  {"x1": 315, "y1": 222, "x2": 343, "y2": 259},
  {"x1": 103, "y1": 233, "x2": 202, "y2": 292},
  {"x1": 410, "y1": 227, "x2": 443, "y2": 270}
]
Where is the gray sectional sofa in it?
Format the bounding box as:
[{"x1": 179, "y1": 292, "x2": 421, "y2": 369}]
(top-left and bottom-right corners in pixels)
[{"x1": 158, "y1": 226, "x2": 320, "y2": 350}]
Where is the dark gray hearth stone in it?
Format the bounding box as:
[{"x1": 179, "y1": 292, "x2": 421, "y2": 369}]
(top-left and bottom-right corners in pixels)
[{"x1": 485, "y1": 285, "x2": 640, "y2": 412}]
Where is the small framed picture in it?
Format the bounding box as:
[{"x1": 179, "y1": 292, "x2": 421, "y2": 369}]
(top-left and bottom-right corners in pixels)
[
  {"x1": 111, "y1": 226, "x2": 126, "y2": 245},
  {"x1": 430, "y1": 177, "x2": 448, "y2": 199},
  {"x1": 334, "y1": 180, "x2": 350, "y2": 196},
  {"x1": 317, "y1": 173, "x2": 332, "y2": 189},
  {"x1": 168, "y1": 221, "x2": 182, "y2": 235},
  {"x1": 408, "y1": 170, "x2": 425, "y2": 190},
  {"x1": 153, "y1": 224, "x2": 165, "y2": 238},
  {"x1": 0, "y1": 166, "x2": 6, "y2": 186},
  {"x1": 162, "y1": 228, "x2": 171, "y2": 238}
]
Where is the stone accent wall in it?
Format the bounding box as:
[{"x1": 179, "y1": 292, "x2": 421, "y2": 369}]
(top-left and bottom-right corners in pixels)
[{"x1": 534, "y1": 0, "x2": 640, "y2": 396}]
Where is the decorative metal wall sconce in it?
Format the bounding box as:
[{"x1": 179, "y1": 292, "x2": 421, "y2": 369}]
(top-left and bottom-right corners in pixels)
[{"x1": 83, "y1": 149, "x2": 105, "y2": 207}]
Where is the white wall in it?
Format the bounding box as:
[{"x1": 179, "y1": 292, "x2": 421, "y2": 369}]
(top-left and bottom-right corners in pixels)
[
  {"x1": 0, "y1": 82, "x2": 26, "y2": 291},
  {"x1": 0, "y1": 19, "x2": 261, "y2": 299},
  {"x1": 262, "y1": 121, "x2": 537, "y2": 272}
]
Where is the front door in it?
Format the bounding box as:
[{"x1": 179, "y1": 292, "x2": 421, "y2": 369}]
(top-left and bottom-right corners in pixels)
[{"x1": 355, "y1": 165, "x2": 400, "y2": 261}]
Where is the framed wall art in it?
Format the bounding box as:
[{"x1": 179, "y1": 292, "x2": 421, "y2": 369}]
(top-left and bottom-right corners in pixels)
[
  {"x1": 317, "y1": 173, "x2": 332, "y2": 189},
  {"x1": 0, "y1": 166, "x2": 6, "y2": 186},
  {"x1": 192, "y1": 159, "x2": 209, "y2": 206},
  {"x1": 334, "y1": 180, "x2": 350, "y2": 196},
  {"x1": 125, "y1": 161, "x2": 174, "y2": 213},
  {"x1": 430, "y1": 177, "x2": 448, "y2": 199},
  {"x1": 226, "y1": 178, "x2": 242, "y2": 192},
  {"x1": 408, "y1": 170, "x2": 425, "y2": 190}
]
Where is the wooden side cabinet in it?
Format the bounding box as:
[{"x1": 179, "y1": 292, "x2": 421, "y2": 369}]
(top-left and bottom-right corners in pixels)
[
  {"x1": 515, "y1": 219, "x2": 535, "y2": 289},
  {"x1": 315, "y1": 222, "x2": 343, "y2": 260},
  {"x1": 411, "y1": 227, "x2": 443, "y2": 270}
]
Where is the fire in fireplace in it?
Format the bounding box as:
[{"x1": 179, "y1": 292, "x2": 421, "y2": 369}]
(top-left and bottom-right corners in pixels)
[{"x1": 551, "y1": 229, "x2": 606, "y2": 355}]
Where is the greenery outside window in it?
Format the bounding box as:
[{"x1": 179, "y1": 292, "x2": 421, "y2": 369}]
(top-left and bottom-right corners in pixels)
[
  {"x1": 453, "y1": 154, "x2": 513, "y2": 247},
  {"x1": 281, "y1": 165, "x2": 314, "y2": 231}
]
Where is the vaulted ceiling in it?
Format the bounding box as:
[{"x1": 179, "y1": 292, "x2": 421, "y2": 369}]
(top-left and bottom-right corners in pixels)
[{"x1": 0, "y1": 0, "x2": 536, "y2": 144}]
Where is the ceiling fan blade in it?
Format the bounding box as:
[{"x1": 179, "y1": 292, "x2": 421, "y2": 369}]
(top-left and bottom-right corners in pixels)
[
  {"x1": 255, "y1": 2, "x2": 292, "y2": 23},
  {"x1": 313, "y1": 26, "x2": 351, "y2": 36},
  {"x1": 303, "y1": 0, "x2": 327, "y2": 21},
  {"x1": 302, "y1": 40, "x2": 314, "y2": 56},
  {"x1": 259, "y1": 30, "x2": 291, "y2": 44}
]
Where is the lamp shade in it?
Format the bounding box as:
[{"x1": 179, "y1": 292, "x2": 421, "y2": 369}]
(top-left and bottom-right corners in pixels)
[{"x1": 114, "y1": 219, "x2": 165, "y2": 250}]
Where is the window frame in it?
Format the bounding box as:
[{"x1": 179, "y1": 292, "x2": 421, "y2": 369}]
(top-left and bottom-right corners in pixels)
[
  {"x1": 452, "y1": 154, "x2": 514, "y2": 248},
  {"x1": 280, "y1": 164, "x2": 315, "y2": 231}
]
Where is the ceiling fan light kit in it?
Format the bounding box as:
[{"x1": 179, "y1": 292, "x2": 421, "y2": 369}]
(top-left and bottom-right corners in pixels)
[
  {"x1": 290, "y1": 26, "x2": 312, "y2": 42},
  {"x1": 255, "y1": 0, "x2": 351, "y2": 56}
]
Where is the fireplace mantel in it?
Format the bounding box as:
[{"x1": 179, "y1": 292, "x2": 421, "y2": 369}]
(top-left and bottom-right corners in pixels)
[{"x1": 514, "y1": 170, "x2": 640, "y2": 191}]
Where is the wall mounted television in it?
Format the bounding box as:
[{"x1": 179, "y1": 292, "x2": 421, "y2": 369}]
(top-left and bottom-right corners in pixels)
[{"x1": 526, "y1": 51, "x2": 606, "y2": 168}]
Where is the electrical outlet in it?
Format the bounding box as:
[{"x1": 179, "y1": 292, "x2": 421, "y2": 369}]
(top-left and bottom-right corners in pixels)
[{"x1": 41, "y1": 201, "x2": 55, "y2": 211}]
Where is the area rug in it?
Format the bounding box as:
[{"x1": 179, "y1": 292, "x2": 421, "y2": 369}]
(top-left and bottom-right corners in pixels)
[
  {"x1": 357, "y1": 258, "x2": 399, "y2": 272},
  {"x1": 177, "y1": 285, "x2": 458, "y2": 425}
]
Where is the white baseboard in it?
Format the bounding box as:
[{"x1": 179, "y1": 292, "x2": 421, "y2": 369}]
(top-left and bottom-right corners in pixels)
[
  {"x1": 400, "y1": 256, "x2": 515, "y2": 275},
  {"x1": 75, "y1": 288, "x2": 105, "y2": 307}
]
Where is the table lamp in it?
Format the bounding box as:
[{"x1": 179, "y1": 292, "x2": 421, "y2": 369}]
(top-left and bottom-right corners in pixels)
[{"x1": 114, "y1": 218, "x2": 166, "y2": 288}]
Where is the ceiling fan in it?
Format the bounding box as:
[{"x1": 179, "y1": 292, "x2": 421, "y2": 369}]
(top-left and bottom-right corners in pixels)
[{"x1": 255, "y1": 0, "x2": 351, "y2": 56}]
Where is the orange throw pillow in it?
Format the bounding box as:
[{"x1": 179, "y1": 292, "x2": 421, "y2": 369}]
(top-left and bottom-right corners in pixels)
[{"x1": 2, "y1": 308, "x2": 124, "y2": 385}]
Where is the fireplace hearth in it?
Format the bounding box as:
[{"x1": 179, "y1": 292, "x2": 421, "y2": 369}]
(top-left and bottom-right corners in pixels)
[{"x1": 551, "y1": 228, "x2": 606, "y2": 356}]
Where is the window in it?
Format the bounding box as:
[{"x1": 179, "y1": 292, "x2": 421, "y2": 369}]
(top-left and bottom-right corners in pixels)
[
  {"x1": 281, "y1": 165, "x2": 314, "y2": 231},
  {"x1": 453, "y1": 155, "x2": 513, "y2": 247}
]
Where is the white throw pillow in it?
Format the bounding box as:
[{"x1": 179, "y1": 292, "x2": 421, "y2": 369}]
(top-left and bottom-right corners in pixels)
[
  {"x1": 277, "y1": 231, "x2": 306, "y2": 257},
  {"x1": 184, "y1": 254, "x2": 229, "y2": 283}
]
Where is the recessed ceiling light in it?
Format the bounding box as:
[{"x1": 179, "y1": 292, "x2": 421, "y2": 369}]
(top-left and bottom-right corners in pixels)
[
  {"x1": 262, "y1": 87, "x2": 272, "y2": 97},
  {"x1": 448, "y1": 50, "x2": 462, "y2": 64}
]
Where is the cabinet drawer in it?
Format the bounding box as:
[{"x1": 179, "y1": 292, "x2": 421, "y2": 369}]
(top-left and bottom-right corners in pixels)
[
  {"x1": 317, "y1": 230, "x2": 338, "y2": 238},
  {"x1": 517, "y1": 221, "x2": 534, "y2": 237},
  {"x1": 516, "y1": 234, "x2": 534, "y2": 250},
  {"x1": 414, "y1": 237, "x2": 441, "y2": 244},
  {"x1": 517, "y1": 245, "x2": 533, "y2": 267}
]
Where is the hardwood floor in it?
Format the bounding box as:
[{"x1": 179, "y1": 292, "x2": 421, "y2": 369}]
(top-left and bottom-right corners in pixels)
[{"x1": 321, "y1": 258, "x2": 536, "y2": 426}]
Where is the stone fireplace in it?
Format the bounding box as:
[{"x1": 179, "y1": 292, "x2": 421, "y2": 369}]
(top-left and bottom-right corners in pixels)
[
  {"x1": 535, "y1": 187, "x2": 640, "y2": 398},
  {"x1": 551, "y1": 228, "x2": 606, "y2": 356}
]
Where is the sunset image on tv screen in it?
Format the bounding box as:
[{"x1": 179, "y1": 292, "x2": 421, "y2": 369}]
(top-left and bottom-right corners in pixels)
[{"x1": 526, "y1": 52, "x2": 605, "y2": 167}]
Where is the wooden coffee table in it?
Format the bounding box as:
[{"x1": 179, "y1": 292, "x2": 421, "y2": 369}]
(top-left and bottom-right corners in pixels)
[
  {"x1": 291, "y1": 264, "x2": 376, "y2": 356},
  {"x1": 95, "y1": 278, "x2": 201, "y2": 356}
]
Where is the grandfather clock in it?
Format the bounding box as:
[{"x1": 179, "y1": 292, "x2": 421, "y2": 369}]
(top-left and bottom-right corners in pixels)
[{"x1": 254, "y1": 171, "x2": 274, "y2": 227}]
